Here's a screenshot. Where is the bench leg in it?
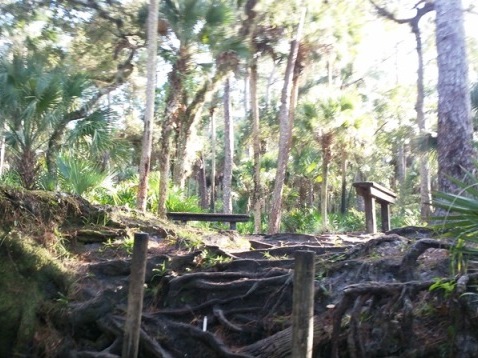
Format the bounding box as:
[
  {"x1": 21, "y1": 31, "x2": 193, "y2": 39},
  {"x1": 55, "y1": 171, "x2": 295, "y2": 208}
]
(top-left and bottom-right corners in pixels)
[
  {"x1": 230, "y1": 222, "x2": 237, "y2": 230},
  {"x1": 381, "y1": 203, "x2": 391, "y2": 232},
  {"x1": 363, "y1": 196, "x2": 377, "y2": 234}
]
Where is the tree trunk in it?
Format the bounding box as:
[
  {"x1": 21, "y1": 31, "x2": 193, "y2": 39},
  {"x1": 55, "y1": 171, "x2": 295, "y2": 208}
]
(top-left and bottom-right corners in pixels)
[
  {"x1": 412, "y1": 15, "x2": 432, "y2": 219},
  {"x1": 196, "y1": 155, "x2": 209, "y2": 210},
  {"x1": 264, "y1": 62, "x2": 276, "y2": 110},
  {"x1": 210, "y1": 107, "x2": 217, "y2": 212},
  {"x1": 243, "y1": 70, "x2": 250, "y2": 117},
  {"x1": 320, "y1": 132, "x2": 333, "y2": 229},
  {"x1": 172, "y1": 68, "x2": 233, "y2": 190},
  {"x1": 0, "y1": 131, "x2": 5, "y2": 177},
  {"x1": 370, "y1": 0, "x2": 434, "y2": 218},
  {"x1": 396, "y1": 141, "x2": 406, "y2": 188},
  {"x1": 268, "y1": 9, "x2": 306, "y2": 234},
  {"x1": 17, "y1": 147, "x2": 39, "y2": 190},
  {"x1": 157, "y1": 47, "x2": 189, "y2": 218},
  {"x1": 136, "y1": 0, "x2": 158, "y2": 212},
  {"x1": 250, "y1": 60, "x2": 262, "y2": 233},
  {"x1": 435, "y1": 0, "x2": 474, "y2": 194},
  {"x1": 223, "y1": 76, "x2": 233, "y2": 214},
  {"x1": 340, "y1": 152, "x2": 348, "y2": 215}
]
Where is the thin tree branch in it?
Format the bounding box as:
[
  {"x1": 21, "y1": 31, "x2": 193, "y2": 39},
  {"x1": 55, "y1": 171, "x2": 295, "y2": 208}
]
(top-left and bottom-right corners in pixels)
[{"x1": 369, "y1": 0, "x2": 434, "y2": 25}]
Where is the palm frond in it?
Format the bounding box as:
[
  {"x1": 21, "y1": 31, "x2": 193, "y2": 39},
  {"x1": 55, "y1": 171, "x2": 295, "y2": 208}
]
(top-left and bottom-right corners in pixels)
[
  {"x1": 471, "y1": 82, "x2": 478, "y2": 113},
  {"x1": 432, "y1": 179, "x2": 478, "y2": 245},
  {"x1": 57, "y1": 154, "x2": 115, "y2": 196}
]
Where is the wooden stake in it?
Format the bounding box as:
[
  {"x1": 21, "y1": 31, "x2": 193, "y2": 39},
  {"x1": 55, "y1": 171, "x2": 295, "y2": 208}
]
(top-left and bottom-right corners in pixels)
[
  {"x1": 292, "y1": 250, "x2": 315, "y2": 358},
  {"x1": 122, "y1": 232, "x2": 149, "y2": 358}
]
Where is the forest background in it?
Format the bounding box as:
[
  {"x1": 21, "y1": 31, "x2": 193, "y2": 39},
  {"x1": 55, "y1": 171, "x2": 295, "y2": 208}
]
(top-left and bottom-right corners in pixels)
[{"x1": 0, "y1": 0, "x2": 477, "y2": 235}]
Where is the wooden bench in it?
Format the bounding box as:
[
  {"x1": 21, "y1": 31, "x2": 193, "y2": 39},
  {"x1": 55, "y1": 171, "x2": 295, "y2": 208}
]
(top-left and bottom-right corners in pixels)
[
  {"x1": 352, "y1": 182, "x2": 397, "y2": 234},
  {"x1": 166, "y1": 212, "x2": 250, "y2": 230}
]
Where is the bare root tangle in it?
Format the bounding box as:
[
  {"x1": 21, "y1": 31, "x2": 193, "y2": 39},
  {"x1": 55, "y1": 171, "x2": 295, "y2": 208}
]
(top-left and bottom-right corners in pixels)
[
  {"x1": 233, "y1": 245, "x2": 350, "y2": 259},
  {"x1": 399, "y1": 238, "x2": 452, "y2": 281},
  {"x1": 97, "y1": 315, "x2": 175, "y2": 357},
  {"x1": 68, "y1": 289, "x2": 122, "y2": 331},
  {"x1": 330, "y1": 279, "x2": 441, "y2": 358},
  {"x1": 239, "y1": 313, "x2": 332, "y2": 358},
  {"x1": 166, "y1": 268, "x2": 289, "y2": 289},
  {"x1": 213, "y1": 307, "x2": 244, "y2": 332},
  {"x1": 217, "y1": 258, "x2": 295, "y2": 271},
  {"x1": 163, "y1": 319, "x2": 254, "y2": 358},
  {"x1": 157, "y1": 272, "x2": 292, "y2": 317},
  {"x1": 134, "y1": 313, "x2": 254, "y2": 357},
  {"x1": 345, "y1": 234, "x2": 409, "y2": 260},
  {"x1": 346, "y1": 294, "x2": 369, "y2": 358},
  {"x1": 259, "y1": 274, "x2": 293, "y2": 320},
  {"x1": 74, "y1": 352, "x2": 120, "y2": 358}
]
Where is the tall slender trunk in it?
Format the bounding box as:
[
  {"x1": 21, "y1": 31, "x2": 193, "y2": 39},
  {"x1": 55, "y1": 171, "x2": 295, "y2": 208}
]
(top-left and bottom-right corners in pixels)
[
  {"x1": 370, "y1": 0, "x2": 435, "y2": 217},
  {"x1": 396, "y1": 141, "x2": 406, "y2": 187},
  {"x1": 157, "y1": 48, "x2": 188, "y2": 218},
  {"x1": 172, "y1": 70, "x2": 231, "y2": 189},
  {"x1": 412, "y1": 22, "x2": 432, "y2": 219},
  {"x1": 223, "y1": 76, "x2": 233, "y2": 214},
  {"x1": 136, "y1": 0, "x2": 158, "y2": 212},
  {"x1": 196, "y1": 154, "x2": 208, "y2": 209},
  {"x1": 244, "y1": 71, "x2": 250, "y2": 116},
  {"x1": 0, "y1": 127, "x2": 6, "y2": 177},
  {"x1": 435, "y1": 0, "x2": 474, "y2": 194},
  {"x1": 250, "y1": 60, "x2": 262, "y2": 232},
  {"x1": 340, "y1": 152, "x2": 348, "y2": 215},
  {"x1": 158, "y1": 117, "x2": 174, "y2": 218},
  {"x1": 268, "y1": 8, "x2": 306, "y2": 234},
  {"x1": 264, "y1": 62, "x2": 276, "y2": 110},
  {"x1": 320, "y1": 132, "x2": 333, "y2": 228},
  {"x1": 210, "y1": 107, "x2": 217, "y2": 212}
]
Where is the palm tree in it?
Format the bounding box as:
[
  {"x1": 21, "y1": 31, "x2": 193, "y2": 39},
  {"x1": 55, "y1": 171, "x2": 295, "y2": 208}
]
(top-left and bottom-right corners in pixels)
[
  {"x1": 0, "y1": 53, "x2": 123, "y2": 189},
  {"x1": 157, "y1": 0, "x2": 242, "y2": 217},
  {"x1": 0, "y1": 53, "x2": 64, "y2": 189},
  {"x1": 222, "y1": 76, "x2": 233, "y2": 213},
  {"x1": 299, "y1": 96, "x2": 355, "y2": 228}
]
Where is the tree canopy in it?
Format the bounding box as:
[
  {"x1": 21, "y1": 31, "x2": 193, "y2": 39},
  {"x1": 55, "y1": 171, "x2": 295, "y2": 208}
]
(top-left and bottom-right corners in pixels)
[{"x1": 0, "y1": 0, "x2": 477, "y2": 232}]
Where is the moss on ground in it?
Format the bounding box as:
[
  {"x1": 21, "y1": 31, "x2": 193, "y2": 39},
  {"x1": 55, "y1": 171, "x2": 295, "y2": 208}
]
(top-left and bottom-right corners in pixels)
[{"x1": 0, "y1": 231, "x2": 70, "y2": 356}]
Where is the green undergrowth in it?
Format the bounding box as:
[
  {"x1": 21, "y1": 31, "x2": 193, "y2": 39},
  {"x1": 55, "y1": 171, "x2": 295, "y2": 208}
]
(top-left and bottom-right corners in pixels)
[{"x1": 0, "y1": 230, "x2": 71, "y2": 357}]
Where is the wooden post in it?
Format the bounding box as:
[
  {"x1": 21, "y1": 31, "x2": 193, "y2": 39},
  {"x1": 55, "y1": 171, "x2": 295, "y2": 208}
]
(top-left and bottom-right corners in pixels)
[
  {"x1": 380, "y1": 201, "x2": 391, "y2": 232},
  {"x1": 292, "y1": 250, "x2": 315, "y2": 358},
  {"x1": 122, "y1": 233, "x2": 149, "y2": 358},
  {"x1": 363, "y1": 195, "x2": 377, "y2": 234}
]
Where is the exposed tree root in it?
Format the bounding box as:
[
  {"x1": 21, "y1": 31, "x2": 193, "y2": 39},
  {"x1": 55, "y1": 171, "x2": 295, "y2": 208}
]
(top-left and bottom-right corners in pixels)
[
  {"x1": 26, "y1": 220, "x2": 478, "y2": 357},
  {"x1": 399, "y1": 238, "x2": 452, "y2": 280},
  {"x1": 239, "y1": 313, "x2": 332, "y2": 358}
]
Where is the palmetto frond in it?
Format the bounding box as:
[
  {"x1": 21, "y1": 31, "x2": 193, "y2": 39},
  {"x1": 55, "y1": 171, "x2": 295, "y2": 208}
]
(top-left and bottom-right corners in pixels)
[
  {"x1": 0, "y1": 54, "x2": 65, "y2": 152},
  {"x1": 66, "y1": 109, "x2": 130, "y2": 167},
  {"x1": 472, "y1": 82, "x2": 478, "y2": 130},
  {"x1": 471, "y1": 82, "x2": 478, "y2": 113},
  {"x1": 433, "y1": 175, "x2": 478, "y2": 243},
  {"x1": 57, "y1": 153, "x2": 115, "y2": 196}
]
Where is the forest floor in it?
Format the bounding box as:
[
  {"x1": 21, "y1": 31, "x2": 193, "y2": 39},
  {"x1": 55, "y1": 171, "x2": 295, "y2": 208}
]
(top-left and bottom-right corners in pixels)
[{"x1": 1, "y1": 188, "x2": 478, "y2": 357}]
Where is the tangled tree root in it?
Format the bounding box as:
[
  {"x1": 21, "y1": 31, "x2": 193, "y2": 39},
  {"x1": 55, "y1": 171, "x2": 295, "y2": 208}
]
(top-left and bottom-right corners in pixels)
[{"x1": 29, "y1": 227, "x2": 478, "y2": 357}]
